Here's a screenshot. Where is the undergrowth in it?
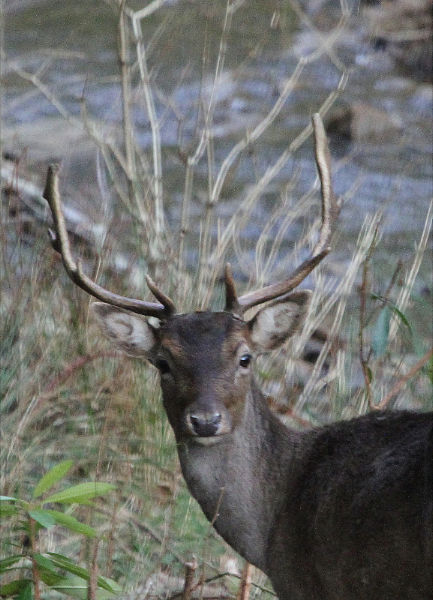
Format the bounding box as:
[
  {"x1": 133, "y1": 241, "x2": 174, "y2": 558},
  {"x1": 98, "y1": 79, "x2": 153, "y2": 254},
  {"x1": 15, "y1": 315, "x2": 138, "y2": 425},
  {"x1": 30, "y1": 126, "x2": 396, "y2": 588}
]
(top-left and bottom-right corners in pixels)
[{"x1": 1, "y1": 1, "x2": 432, "y2": 598}]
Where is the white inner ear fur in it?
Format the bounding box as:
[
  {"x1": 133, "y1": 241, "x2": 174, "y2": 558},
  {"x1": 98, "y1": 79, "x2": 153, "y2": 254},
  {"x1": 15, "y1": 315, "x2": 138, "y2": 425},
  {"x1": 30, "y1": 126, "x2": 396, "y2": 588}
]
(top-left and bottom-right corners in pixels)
[
  {"x1": 91, "y1": 302, "x2": 157, "y2": 357},
  {"x1": 248, "y1": 290, "x2": 312, "y2": 352}
]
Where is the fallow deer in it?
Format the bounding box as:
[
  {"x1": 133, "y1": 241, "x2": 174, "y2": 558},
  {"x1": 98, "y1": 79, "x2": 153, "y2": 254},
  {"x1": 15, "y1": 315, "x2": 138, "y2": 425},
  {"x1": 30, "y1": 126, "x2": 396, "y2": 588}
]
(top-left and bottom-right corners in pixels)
[{"x1": 43, "y1": 115, "x2": 432, "y2": 599}]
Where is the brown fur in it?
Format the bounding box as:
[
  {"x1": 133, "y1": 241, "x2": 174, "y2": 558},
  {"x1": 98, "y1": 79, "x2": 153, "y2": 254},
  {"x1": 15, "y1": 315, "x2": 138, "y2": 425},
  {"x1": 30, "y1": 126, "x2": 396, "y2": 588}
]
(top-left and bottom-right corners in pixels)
[{"x1": 92, "y1": 302, "x2": 433, "y2": 599}]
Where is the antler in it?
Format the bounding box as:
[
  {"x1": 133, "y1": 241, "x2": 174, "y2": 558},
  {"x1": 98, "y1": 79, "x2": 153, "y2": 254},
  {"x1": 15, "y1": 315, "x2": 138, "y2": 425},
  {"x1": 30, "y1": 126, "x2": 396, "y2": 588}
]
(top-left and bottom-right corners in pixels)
[
  {"x1": 43, "y1": 164, "x2": 175, "y2": 318},
  {"x1": 225, "y1": 113, "x2": 338, "y2": 315}
]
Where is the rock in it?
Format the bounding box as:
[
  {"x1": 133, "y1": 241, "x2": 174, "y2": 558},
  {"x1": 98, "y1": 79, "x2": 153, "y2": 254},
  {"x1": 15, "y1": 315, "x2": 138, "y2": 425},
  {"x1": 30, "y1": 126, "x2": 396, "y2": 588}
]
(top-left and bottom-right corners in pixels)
[
  {"x1": 2, "y1": 117, "x2": 94, "y2": 164},
  {"x1": 325, "y1": 101, "x2": 402, "y2": 143},
  {"x1": 364, "y1": 0, "x2": 432, "y2": 83}
]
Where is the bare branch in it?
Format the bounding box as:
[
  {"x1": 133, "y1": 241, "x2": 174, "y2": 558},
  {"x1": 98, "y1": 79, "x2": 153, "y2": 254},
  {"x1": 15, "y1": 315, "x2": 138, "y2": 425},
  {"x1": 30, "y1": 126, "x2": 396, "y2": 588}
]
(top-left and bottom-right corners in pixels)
[{"x1": 374, "y1": 347, "x2": 433, "y2": 411}]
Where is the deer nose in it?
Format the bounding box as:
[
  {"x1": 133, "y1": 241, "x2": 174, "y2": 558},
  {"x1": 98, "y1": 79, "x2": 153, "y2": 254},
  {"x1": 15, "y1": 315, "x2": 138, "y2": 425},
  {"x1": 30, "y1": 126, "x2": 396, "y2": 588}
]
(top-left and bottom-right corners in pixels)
[{"x1": 189, "y1": 413, "x2": 222, "y2": 437}]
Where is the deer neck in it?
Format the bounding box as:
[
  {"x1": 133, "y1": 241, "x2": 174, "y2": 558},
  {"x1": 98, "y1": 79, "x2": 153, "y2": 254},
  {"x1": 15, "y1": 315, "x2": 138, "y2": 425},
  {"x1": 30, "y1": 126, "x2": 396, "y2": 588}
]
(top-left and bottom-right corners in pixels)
[{"x1": 176, "y1": 379, "x2": 302, "y2": 571}]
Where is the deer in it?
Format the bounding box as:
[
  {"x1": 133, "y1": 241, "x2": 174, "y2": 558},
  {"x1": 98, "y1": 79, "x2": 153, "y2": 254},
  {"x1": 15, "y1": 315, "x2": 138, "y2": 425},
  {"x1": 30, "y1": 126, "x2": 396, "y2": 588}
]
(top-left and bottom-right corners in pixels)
[{"x1": 43, "y1": 115, "x2": 432, "y2": 600}]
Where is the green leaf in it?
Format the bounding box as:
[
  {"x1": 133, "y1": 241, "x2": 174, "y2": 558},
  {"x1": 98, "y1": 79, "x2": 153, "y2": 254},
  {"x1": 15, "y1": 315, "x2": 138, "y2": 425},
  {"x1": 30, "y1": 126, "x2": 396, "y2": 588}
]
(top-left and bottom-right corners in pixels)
[
  {"x1": 52, "y1": 575, "x2": 88, "y2": 599},
  {"x1": 45, "y1": 509, "x2": 97, "y2": 537},
  {"x1": 372, "y1": 305, "x2": 391, "y2": 357},
  {"x1": 17, "y1": 580, "x2": 33, "y2": 600},
  {"x1": 0, "y1": 579, "x2": 32, "y2": 596},
  {"x1": 388, "y1": 306, "x2": 412, "y2": 334},
  {"x1": 28, "y1": 509, "x2": 56, "y2": 529},
  {"x1": 43, "y1": 482, "x2": 115, "y2": 505},
  {"x1": 33, "y1": 553, "x2": 73, "y2": 588},
  {"x1": 0, "y1": 495, "x2": 19, "y2": 501},
  {"x1": 370, "y1": 294, "x2": 413, "y2": 335},
  {"x1": 46, "y1": 553, "x2": 116, "y2": 592},
  {"x1": 34, "y1": 553, "x2": 60, "y2": 574},
  {"x1": 33, "y1": 460, "x2": 74, "y2": 499},
  {"x1": 38, "y1": 569, "x2": 65, "y2": 587},
  {"x1": 0, "y1": 554, "x2": 24, "y2": 573},
  {"x1": 44, "y1": 553, "x2": 92, "y2": 580},
  {"x1": 52, "y1": 574, "x2": 119, "y2": 599}
]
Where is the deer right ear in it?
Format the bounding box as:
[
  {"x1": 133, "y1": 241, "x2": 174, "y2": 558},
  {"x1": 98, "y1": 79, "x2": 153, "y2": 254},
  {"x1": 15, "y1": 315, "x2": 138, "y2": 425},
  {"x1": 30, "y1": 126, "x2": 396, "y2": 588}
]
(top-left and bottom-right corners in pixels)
[
  {"x1": 248, "y1": 290, "x2": 312, "y2": 352},
  {"x1": 92, "y1": 302, "x2": 159, "y2": 358}
]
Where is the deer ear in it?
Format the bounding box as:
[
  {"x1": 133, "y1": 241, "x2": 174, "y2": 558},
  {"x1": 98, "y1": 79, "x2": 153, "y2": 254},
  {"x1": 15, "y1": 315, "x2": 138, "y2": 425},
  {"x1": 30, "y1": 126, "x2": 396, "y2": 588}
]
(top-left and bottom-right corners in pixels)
[
  {"x1": 248, "y1": 290, "x2": 312, "y2": 352},
  {"x1": 91, "y1": 302, "x2": 159, "y2": 357}
]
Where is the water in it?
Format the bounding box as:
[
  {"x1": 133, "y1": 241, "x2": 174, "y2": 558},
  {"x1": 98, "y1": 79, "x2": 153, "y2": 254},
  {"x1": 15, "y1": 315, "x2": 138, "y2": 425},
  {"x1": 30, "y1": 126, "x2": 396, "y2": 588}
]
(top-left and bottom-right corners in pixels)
[{"x1": 4, "y1": 0, "x2": 432, "y2": 284}]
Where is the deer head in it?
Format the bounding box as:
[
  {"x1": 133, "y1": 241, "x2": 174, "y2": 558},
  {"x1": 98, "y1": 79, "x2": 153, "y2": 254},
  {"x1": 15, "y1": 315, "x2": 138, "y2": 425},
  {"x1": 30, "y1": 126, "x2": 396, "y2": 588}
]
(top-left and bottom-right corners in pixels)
[
  {"x1": 43, "y1": 114, "x2": 337, "y2": 446},
  {"x1": 90, "y1": 291, "x2": 311, "y2": 444}
]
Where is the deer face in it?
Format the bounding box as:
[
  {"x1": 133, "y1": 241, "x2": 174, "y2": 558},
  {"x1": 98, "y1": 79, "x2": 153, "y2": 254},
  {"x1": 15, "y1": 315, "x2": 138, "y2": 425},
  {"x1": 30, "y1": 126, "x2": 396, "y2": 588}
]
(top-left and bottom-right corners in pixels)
[
  {"x1": 153, "y1": 312, "x2": 253, "y2": 444},
  {"x1": 92, "y1": 291, "x2": 310, "y2": 445}
]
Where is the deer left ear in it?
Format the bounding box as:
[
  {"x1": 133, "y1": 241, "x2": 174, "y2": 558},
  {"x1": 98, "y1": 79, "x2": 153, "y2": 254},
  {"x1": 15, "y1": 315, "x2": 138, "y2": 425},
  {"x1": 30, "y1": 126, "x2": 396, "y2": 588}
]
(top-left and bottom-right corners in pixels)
[
  {"x1": 92, "y1": 302, "x2": 159, "y2": 358},
  {"x1": 247, "y1": 290, "x2": 312, "y2": 352}
]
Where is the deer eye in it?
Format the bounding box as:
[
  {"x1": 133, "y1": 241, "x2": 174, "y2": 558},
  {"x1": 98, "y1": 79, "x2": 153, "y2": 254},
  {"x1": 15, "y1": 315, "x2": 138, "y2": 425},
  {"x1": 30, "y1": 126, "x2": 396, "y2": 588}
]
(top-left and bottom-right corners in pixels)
[
  {"x1": 239, "y1": 353, "x2": 252, "y2": 368},
  {"x1": 155, "y1": 359, "x2": 171, "y2": 375}
]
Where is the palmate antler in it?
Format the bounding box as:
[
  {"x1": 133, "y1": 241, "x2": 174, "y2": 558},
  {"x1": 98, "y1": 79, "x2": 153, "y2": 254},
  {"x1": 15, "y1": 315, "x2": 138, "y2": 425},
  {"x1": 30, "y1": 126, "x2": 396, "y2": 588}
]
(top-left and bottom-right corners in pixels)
[
  {"x1": 44, "y1": 114, "x2": 337, "y2": 319},
  {"x1": 224, "y1": 113, "x2": 338, "y2": 315},
  {"x1": 43, "y1": 164, "x2": 175, "y2": 318}
]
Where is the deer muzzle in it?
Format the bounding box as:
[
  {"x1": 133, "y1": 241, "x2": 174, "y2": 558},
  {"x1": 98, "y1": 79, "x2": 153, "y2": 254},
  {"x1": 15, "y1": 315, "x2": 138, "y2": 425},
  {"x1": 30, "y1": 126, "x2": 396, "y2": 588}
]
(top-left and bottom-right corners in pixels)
[
  {"x1": 183, "y1": 399, "x2": 232, "y2": 443},
  {"x1": 189, "y1": 412, "x2": 222, "y2": 437}
]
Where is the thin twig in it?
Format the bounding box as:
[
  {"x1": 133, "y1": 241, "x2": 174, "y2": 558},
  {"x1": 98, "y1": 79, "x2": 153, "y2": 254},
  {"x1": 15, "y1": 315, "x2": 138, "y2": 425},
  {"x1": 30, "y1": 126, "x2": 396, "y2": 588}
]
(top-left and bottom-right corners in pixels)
[
  {"x1": 167, "y1": 568, "x2": 276, "y2": 599},
  {"x1": 359, "y1": 256, "x2": 372, "y2": 406},
  {"x1": 106, "y1": 502, "x2": 119, "y2": 577},
  {"x1": 373, "y1": 348, "x2": 433, "y2": 411},
  {"x1": 98, "y1": 505, "x2": 188, "y2": 567},
  {"x1": 389, "y1": 200, "x2": 432, "y2": 341},
  {"x1": 195, "y1": 487, "x2": 227, "y2": 598},
  {"x1": 365, "y1": 259, "x2": 403, "y2": 326},
  {"x1": 87, "y1": 538, "x2": 100, "y2": 600},
  {"x1": 195, "y1": 570, "x2": 276, "y2": 597},
  {"x1": 118, "y1": 0, "x2": 138, "y2": 201},
  {"x1": 180, "y1": 0, "x2": 236, "y2": 283},
  {"x1": 131, "y1": 8, "x2": 165, "y2": 241},
  {"x1": 211, "y1": 6, "x2": 350, "y2": 208},
  {"x1": 207, "y1": 69, "x2": 349, "y2": 278},
  {"x1": 29, "y1": 518, "x2": 41, "y2": 600},
  {"x1": 182, "y1": 559, "x2": 198, "y2": 600},
  {"x1": 296, "y1": 213, "x2": 381, "y2": 411},
  {"x1": 43, "y1": 352, "x2": 118, "y2": 394},
  {"x1": 287, "y1": 0, "x2": 350, "y2": 71},
  {"x1": 236, "y1": 562, "x2": 252, "y2": 600},
  {"x1": 358, "y1": 223, "x2": 379, "y2": 408},
  {"x1": 133, "y1": 0, "x2": 169, "y2": 20}
]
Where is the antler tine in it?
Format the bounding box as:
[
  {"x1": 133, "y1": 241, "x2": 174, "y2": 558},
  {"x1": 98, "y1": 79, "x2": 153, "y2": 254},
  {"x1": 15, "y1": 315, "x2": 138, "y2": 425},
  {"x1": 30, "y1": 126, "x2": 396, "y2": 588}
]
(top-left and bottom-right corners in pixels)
[
  {"x1": 145, "y1": 275, "x2": 176, "y2": 315},
  {"x1": 43, "y1": 164, "x2": 175, "y2": 318},
  {"x1": 224, "y1": 263, "x2": 241, "y2": 314},
  {"x1": 235, "y1": 113, "x2": 338, "y2": 314},
  {"x1": 311, "y1": 112, "x2": 338, "y2": 256}
]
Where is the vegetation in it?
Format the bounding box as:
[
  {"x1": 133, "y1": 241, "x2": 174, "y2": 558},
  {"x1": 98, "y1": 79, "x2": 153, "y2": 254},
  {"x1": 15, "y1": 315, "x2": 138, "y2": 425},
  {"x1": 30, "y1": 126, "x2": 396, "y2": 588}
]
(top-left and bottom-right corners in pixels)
[
  {"x1": 1, "y1": 461, "x2": 118, "y2": 599},
  {"x1": 1, "y1": 1, "x2": 431, "y2": 598}
]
